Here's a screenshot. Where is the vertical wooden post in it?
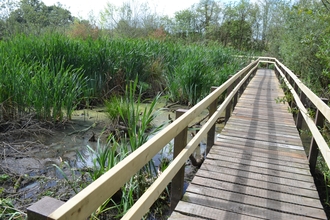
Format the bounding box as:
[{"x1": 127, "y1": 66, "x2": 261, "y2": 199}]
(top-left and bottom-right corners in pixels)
[
  {"x1": 27, "y1": 196, "x2": 64, "y2": 220},
  {"x1": 296, "y1": 91, "x2": 306, "y2": 132},
  {"x1": 170, "y1": 109, "x2": 188, "y2": 211},
  {"x1": 233, "y1": 78, "x2": 239, "y2": 110},
  {"x1": 293, "y1": 82, "x2": 299, "y2": 93},
  {"x1": 206, "y1": 87, "x2": 217, "y2": 156},
  {"x1": 225, "y1": 75, "x2": 234, "y2": 124},
  {"x1": 239, "y1": 76, "x2": 245, "y2": 96},
  {"x1": 309, "y1": 98, "x2": 328, "y2": 175}
]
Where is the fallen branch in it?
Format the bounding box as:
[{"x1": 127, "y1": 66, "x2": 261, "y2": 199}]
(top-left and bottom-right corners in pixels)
[
  {"x1": 189, "y1": 114, "x2": 209, "y2": 128},
  {"x1": 68, "y1": 122, "x2": 97, "y2": 136},
  {"x1": 164, "y1": 101, "x2": 179, "y2": 108}
]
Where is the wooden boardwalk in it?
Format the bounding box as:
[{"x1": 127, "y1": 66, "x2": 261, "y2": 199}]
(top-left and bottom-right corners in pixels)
[{"x1": 169, "y1": 69, "x2": 327, "y2": 219}]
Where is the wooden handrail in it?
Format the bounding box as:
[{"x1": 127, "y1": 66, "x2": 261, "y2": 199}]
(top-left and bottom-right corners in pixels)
[
  {"x1": 122, "y1": 63, "x2": 259, "y2": 219},
  {"x1": 26, "y1": 59, "x2": 260, "y2": 220},
  {"x1": 260, "y1": 57, "x2": 330, "y2": 123},
  {"x1": 258, "y1": 58, "x2": 330, "y2": 173},
  {"x1": 28, "y1": 56, "x2": 330, "y2": 219}
]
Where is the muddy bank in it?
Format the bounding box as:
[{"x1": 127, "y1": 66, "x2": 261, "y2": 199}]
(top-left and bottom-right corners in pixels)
[{"x1": 0, "y1": 102, "x2": 225, "y2": 218}]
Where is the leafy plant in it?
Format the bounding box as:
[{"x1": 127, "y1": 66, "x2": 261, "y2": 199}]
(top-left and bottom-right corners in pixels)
[
  {"x1": 53, "y1": 161, "x2": 82, "y2": 194},
  {"x1": 0, "y1": 198, "x2": 26, "y2": 220},
  {"x1": 118, "y1": 77, "x2": 164, "y2": 175}
]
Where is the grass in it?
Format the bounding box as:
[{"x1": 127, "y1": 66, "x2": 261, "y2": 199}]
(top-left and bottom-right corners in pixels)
[
  {"x1": 0, "y1": 198, "x2": 26, "y2": 220},
  {"x1": 0, "y1": 51, "x2": 88, "y2": 122},
  {"x1": 0, "y1": 33, "x2": 250, "y2": 123}
]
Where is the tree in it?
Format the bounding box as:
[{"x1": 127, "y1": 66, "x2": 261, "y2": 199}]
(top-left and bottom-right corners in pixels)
[
  {"x1": 0, "y1": 0, "x2": 17, "y2": 20},
  {"x1": 194, "y1": 0, "x2": 221, "y2": 34},
  {"x1": 173, "y1": 9, "x2": 199, "y2": 38},
  {"x1": 4, "y1": 0, "x2": 73, "y2": 36},
  {"x1": 100, "y1": 0, "x2": 161, "y2": 38},
  {"x1": 266, "y1": 0, "x2": 330, "y2": 96},
  {"x1": 219, "y1": 0, "x2": 256, "y2": 50}
]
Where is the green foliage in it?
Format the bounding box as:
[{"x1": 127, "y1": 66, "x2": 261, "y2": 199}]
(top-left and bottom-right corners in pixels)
[
  {"x1": 117, "y1": 77, "x2": 165, "y2": 177},
  {"x1": 53, "y1": 161, "x2": 82, "y2": 194},
  {"x1": 0, "y1": 198, "x2": 26, "y2": 220},
  {"x1": 0, "y1": 46, "x2": 88, "y2": 121},
  {"x1": 266, "y1": 0, "x2": 330, "y2": 97},
  {"x1": 82, "y1": 138, "x2": 125, "y2": 181},
  {"x1": 105, "y1": 96, "x2": 127, "y2": 126},
  {"x1": 2, "y1": 0, "x2": 73, "y2": 37},
  {"x1": 0, "y1": 33, "x2": 246, "y2": 122},
  {"x1": 0, "y1": 174, "x2": 9, "y2": 182},
  {"x1": 165, "y1": 43, "x2": 243, "y2": 105}
]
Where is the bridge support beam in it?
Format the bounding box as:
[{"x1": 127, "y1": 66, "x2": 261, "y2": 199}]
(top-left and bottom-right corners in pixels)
[
  {"x1": 170, "y1": 109, "x2": 188, "y2": 211},
  {"x1": 206, "y1": 86, "x2": 218, "y2": 156}
]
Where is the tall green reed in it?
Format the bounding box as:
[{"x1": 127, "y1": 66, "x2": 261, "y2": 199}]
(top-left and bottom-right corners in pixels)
[
  {"x1": 0, "y1": 53, "x2": 88, "y2": 121},
  {"x1": 0, "y1": 33, "x2": 249, "y2": 122}
]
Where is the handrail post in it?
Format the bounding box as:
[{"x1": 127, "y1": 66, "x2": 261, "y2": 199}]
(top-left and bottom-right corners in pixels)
[
  {"x1": 239, "y1": 75, "x2": 245, "y2": 95},
  {"x1": 170, "y1": 109, "x2": 188, "y2": 211},
  {"x1": 296, "y1": 91, "x2": 306, "y2": 132},
  {"x1": 233, "y1": 78, "x2": 239, "y2": 109},
  {"x1": 288, "y1": 77, "x2": 295, "y2": 107},
  {"x1": 27, "y1": 196, "x2": 64, "y2": 220},
  {"x1": 225, "y1": 75, "x2": 234, "y2": 124},
  {"x1": 206, "y1": 87, "x2": 218, "y2": 155},
  {"x1": 308, "y1": 98, "x2": 329, "y2": 174}
]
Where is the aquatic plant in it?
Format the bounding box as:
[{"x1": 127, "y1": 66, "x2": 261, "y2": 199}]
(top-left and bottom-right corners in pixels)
[
  {"x1": 0, "y1": 198, "x2": 26, "y2": 220},
  {"x1": 0, "y1": 33, "x2": 249, "y2": 119},
  {"x1": 0, "y1": 55, "x2": 88, "y2": 122}
]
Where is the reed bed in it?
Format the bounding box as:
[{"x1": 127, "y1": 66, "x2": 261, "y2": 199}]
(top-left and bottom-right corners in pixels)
[{"x1": 0, "y1": 33, "x2": 250, "y2": 122}]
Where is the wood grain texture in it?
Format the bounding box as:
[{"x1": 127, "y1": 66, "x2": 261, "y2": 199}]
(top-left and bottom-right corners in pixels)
[{"x1": 169, "y1": 69, "x2": 327, "y2": 220}]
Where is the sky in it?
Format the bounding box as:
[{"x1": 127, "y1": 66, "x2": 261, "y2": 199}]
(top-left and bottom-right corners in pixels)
[{"x1": 42, "y1": 0, "x2": 202, "y2": 20}]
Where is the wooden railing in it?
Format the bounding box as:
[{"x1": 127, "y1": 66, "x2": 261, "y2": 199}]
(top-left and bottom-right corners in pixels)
[
  {"x1": 27, "y1": 57, "x2": 330, "y2": 219},
  {"x1": 259, "y1": 57, "x2": 330, "y2": 175},
  {"x1": 27, "y1": 58, "x2": 259, "y2": 219}
]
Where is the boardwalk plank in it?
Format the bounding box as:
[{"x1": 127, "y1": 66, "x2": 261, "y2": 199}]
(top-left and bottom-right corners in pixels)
[
  {"x1": 191, "y1": 176, "x2": 322, "y2": 209},
  {"x1": 208, "y1": 147, "x2": 310, "y2": 169},
  {"x1": 170, "y1": 201, "x2": 261, "y2": 220},
  {"x1": 195, "y1": 169, "x2": 319, "y2": 199},
  {"x1": 207, "y1": 147, "x2": 309, "y2": 175},
  {"x1": 217, "y1": 135, "x2": 304, "y2": 151},
  {"x1": 220, "y1": 128, "x2": 303, "y2": 146},
  {"x1": 170, "y1": 69, "x2": 326, "y2": 219},
  {"x1": 185, "y1": 187, "x2": 325, "y2": 219},
  {"x1": 214, "y1": 138, "x2": 307, "y2": 158},
  {"x1": 211, "y1": 143, "x2": 308, "y2": 164},
  {"x1": 200, "y1": 163, "x2": 316, "y2": 190},
  {"x1": 203, "y1": 159, "x2": 315, "y2": 183}
]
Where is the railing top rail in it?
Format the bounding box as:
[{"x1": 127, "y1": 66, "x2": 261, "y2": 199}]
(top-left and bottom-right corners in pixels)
[
  {"x1": 260, "y1": 57, "x2": 330, "y2": 123},
  {"x1": 46, "y1": 59, "x2": 260, "y2": 220},
  {"x1": 122, "y1": 62, "x2": 259, "y2": 219},
  {"x1": 273, "y1": 62, "x2": 330, "y2": 168}
]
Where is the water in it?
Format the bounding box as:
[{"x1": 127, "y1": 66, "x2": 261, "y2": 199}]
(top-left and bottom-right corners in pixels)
[{"x1": 1, "y1": 100, "x2": 226, "y2": 210}]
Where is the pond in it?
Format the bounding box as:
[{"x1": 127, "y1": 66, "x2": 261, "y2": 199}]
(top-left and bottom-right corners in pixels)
[{"x1": 0, "y1": 100, "x2": 225, "y2": 218}]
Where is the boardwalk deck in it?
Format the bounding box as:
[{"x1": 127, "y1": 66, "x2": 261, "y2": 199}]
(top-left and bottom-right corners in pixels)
[{"x1": 169, "y1": 69, "x2": 327, "y2": 219}]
